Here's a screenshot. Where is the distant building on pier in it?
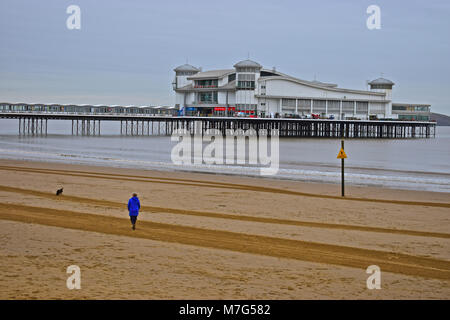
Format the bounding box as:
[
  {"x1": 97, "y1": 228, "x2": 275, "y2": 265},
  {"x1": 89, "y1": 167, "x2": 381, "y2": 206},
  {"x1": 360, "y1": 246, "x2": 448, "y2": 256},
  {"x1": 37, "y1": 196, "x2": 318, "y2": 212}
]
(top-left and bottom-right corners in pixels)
[{"x1": 172, "y1": 59, "x2": 431, "y2": 120}]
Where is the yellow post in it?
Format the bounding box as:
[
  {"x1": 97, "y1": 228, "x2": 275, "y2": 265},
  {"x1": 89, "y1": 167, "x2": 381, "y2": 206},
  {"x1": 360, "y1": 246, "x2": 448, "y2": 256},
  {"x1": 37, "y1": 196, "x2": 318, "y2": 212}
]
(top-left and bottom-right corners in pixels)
[
  {"x1": 337, "y1": 140, "x2": 348, "y2": 197},
  {"x1": 341, "y1": 140, "x2": 344, "y2": 197}
]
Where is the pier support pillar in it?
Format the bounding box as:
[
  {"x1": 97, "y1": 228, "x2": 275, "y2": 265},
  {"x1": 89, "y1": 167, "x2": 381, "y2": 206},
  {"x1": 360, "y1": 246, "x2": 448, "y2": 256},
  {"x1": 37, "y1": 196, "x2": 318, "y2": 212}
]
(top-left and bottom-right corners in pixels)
[
  {"x1": 19, "y1": 117, "x2": 47, "y2": 136},
  {"x1": 72, "y1": 119, "x2": 100, "y2": 136}
]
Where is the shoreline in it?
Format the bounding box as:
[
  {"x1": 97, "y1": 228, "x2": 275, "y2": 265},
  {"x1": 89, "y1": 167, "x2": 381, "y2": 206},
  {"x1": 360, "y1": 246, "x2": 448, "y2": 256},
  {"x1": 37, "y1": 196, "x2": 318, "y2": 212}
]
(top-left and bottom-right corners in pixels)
[{"x1": 0, "y1": 157, "x2": 449, "y2": 196}]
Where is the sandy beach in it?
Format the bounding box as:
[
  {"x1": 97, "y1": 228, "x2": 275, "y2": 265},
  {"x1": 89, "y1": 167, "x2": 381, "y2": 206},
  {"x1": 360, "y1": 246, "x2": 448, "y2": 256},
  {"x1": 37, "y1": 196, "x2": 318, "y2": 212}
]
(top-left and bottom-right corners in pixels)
[{"x1": 0, "y1": 159, "x2": 449, "y2": 299}]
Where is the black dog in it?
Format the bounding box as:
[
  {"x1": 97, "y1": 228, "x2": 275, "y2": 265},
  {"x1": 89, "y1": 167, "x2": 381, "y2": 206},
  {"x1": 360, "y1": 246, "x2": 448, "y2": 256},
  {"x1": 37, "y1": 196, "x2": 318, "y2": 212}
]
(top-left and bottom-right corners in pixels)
[{"x1": 56, "y1": 188, "x2": 64, "y2": 196}]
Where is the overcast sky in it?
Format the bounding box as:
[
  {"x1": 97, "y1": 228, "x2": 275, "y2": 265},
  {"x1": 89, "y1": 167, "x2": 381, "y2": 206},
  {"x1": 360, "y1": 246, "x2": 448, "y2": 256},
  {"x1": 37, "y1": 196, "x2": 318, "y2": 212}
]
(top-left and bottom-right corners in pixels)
[{"x1": 0, "y1": 0, "x2": 449, "y2": 115}]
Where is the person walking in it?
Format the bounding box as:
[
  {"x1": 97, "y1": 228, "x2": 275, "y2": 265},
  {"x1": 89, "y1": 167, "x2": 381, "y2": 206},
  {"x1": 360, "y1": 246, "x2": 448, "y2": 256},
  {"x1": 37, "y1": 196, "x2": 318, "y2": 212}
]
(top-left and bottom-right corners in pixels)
[{"x1": 127, "y1": 193, "x2": 141, "y2": 230}]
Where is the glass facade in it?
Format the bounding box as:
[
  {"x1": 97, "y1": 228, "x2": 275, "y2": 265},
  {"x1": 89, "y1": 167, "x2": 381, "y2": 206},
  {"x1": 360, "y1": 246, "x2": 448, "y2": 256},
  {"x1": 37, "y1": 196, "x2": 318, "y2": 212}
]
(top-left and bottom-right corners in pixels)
[
  {"x1": 176, "y1": 71, "x2": 197, "y2": 76},
  {"x1": 297, "y1": 99, "x2": 311, "y2": 113},
  {"x1": 327, "y1": 100, "x2": 340, "y2": 113},
  {"x1": 235, "y1": 67, "x2": 259, "y2": 73},
  {"x1": 370, "y1": 84, "x2": 393, "y2": 89},
  {"x1": 312, "y1": 100, "x2": 326, "y2": 114},
  {"x1": 237, "y1": 73, "x2": 256, "y2": 90},
  {"x1": 356, "y1": 101, "x2": 368, "y2": 114},
  {"x1": 235, "y1": 104, "x2": 257, "y2": 112},
  {"x1": 199, "y1": 92, "x2": 218, "y2": 103},
  {"x1": 393, "y1": 105, "x2": 430, "y2": 112},
  {"x1": 228, "y1": 73, "x2": 236, "y2": 82},
  {"x1": 342, "y1": 101, "x2": 355, "y2": 113},
  {"x1": 237, "y1": 81, "x2": 255, "y2": 89},
  {"x1": 398, "y1": 115, "x2": 430, "y2": 121},
  {"x1": 194, "y1": 79, "x2": 218, "y2": 88}
]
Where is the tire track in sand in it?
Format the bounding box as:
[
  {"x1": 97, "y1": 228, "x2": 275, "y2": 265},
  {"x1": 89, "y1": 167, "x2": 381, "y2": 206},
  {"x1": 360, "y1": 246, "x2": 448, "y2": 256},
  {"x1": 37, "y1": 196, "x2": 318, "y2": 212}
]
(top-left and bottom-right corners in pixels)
[
  {"x1": 1, "y1": 185, "x2": 449, "y2": 239},
  {"x1": 0, "y1": 165, "x2": 449, "y2": 208},
  {"x1": 0, "y1": 203, "x2": 449, "y2": 280}
]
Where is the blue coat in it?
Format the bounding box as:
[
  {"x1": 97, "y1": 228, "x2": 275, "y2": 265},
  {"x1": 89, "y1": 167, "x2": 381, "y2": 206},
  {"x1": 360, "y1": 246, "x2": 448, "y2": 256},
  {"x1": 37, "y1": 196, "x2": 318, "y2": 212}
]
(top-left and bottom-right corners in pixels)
[{"x1": 128, "y1": 196, "x2": 141, "y2": 216}]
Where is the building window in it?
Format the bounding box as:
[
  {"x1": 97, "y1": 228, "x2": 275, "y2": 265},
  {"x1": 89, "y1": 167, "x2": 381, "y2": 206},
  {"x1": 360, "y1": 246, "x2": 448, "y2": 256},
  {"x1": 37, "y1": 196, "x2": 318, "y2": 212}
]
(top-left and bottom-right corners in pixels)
[
  {"x1": 237, "y1": 81, "x2": 255, "y2": 90},
  {"x1": 238, "y1": 74, "x2": 256, "y2": 81},
  {"x1": 342, "y1": 101, "x2": 355, "y2": 114},
  {"x1": 298, "y1": 99, "x2": 311, "y2": 112},
  {"x1": 393, "y1": 105, "x2": 429, "y2": 112},
  {"x1": 327, "y1": 100, "x2": 340, "y2": 113},
  {"x1": 282, "y1": 99, "x2": 296, "y2": 110},
  {"x1": 194, "y1": 79, "x2": 218, "y2": 88},
  {"x1": 356, "y1": 101, "x2": 368, "y2": 114},
  {"x1": 176, "y1": 71, "x2": 197, "y2": 76},
  {"x1": 235, "y1": 104, "x2": 257, "y2": 111},
  {"x1": 312, "y1": 100, "x2": 326, "y2": 114},
  {"x1": 370, "y1": 84, "x2": 393, "y2": 89},
  {"x1": 236, "y1": 67, "x2": 259, "y2": 73},
  {"x1": 370, "y1": 102, "x2": 385, "y2": 114},
  {"x1": 236, "y1": 74, "x2": 256, "y2": 90},
  {"x1": 399, "y1": 114, "x2": 417, "y2": 120},
  {"x1": 199, "y1": 92, "x2": 218, "y2": 103}
]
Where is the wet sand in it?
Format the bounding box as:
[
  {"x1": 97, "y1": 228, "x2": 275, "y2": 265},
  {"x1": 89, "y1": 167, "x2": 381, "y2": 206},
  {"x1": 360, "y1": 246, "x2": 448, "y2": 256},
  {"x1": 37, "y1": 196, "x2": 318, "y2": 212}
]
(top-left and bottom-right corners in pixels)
[{"x1": 0, "y1": 159, "x2": 449, "y2": 299}]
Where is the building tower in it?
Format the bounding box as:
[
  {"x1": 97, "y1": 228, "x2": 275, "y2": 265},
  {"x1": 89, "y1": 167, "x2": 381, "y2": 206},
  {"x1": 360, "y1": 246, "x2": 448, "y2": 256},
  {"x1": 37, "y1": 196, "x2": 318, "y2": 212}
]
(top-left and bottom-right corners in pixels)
[
  {"x1": 173, "y1": 64, "x2": 200, "y2": 113},
  {"x1": 368, "y1": 77, "x2": 395, "y2": 118},
  {"x1": 233, "y1": 59, "x2": 262, "y2": 116},
  {"x1": 173, "y1": 64, "x2": 200, "y2": 90}
]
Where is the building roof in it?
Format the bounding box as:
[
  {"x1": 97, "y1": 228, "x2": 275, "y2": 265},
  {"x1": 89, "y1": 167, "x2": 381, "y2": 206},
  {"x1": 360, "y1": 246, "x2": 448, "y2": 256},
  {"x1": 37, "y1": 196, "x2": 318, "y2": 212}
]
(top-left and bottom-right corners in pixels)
[
  {"x1": 176, "y1": 84, "x2": 193, "y2": 90},
  {"x1": 311, "y1": 80, "x2": 338, "y2": 88},
  {"x1": 259, "y1": 69, "x2": 339, "y2": 88},
  {"x1": 187, "y1": 69, "x2": 235, "y2": 80},
  {"x1": 174, "y1": 63, "x2": 385, "y2": 97},
  {"x1": 392, "y1": 103, "x2": 430, "y2": 106},
  {"x1": 233, "y1": 59, "x2": 262, "y2": 69},
  {"x1": 259, "y1": 75, "x2": 385, "y2": 96},
  {"x1": 368, "y1": 78, "x2": 395, "y2": 85},
  {"x1": 220, "y1": 80, "x2": 236, "y2": 90},
  {"x1": 174, "y1": 64, "x2": 200, "y2": 72}
]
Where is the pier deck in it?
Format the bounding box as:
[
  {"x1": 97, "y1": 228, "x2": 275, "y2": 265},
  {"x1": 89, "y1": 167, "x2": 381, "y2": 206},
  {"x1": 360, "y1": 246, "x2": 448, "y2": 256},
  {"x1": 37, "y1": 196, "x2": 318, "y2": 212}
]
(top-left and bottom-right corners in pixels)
[{"x1": 0, "y1": 112, "x2": 436, "y2": 138}]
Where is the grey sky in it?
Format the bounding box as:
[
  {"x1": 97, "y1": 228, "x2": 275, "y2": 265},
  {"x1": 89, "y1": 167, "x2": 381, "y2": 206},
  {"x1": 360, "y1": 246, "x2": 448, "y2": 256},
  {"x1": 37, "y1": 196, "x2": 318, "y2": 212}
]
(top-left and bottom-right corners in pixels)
[{"x1": 0, "y1": 0, "x2": 449, "y2": 114}]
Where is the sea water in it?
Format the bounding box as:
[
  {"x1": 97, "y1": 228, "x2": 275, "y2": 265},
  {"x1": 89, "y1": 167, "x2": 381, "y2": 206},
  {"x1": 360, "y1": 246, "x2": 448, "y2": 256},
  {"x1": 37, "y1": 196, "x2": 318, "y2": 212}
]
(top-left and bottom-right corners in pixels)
[{"x1": 0, "y1": 119, "x2": 449, "y2": 193}]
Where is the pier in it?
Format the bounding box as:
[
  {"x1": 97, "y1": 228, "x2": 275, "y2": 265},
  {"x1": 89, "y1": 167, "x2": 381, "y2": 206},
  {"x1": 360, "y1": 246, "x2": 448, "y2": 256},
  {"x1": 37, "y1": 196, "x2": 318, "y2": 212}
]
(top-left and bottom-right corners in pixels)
[{"x1": 0, "y1": 112, "x2": 436, "y2": 138}]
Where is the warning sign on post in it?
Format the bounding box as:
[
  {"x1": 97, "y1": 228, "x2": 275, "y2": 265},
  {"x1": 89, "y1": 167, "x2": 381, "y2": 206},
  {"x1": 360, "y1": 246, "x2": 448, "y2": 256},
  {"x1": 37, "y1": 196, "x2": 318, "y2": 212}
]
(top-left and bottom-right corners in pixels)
[{"x1": 337, "y1": 148, "x2": 347, "y2": 159}]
